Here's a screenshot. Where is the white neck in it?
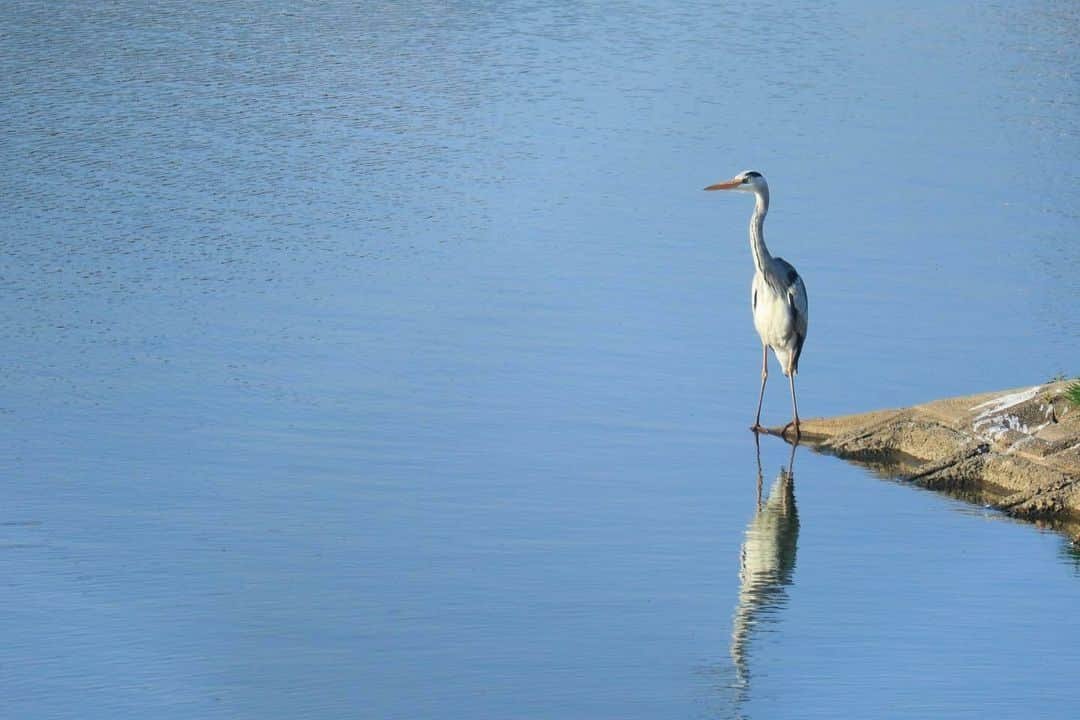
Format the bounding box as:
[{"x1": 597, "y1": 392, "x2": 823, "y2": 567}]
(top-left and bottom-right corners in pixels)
[{"x1": 749, "y1": 187, "x2": 771, "y2": 273}]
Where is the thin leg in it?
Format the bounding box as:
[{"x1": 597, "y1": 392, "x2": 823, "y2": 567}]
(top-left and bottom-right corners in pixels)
[
  {"x1": 754, "y1": 431, "x2": 763, "y2": 509},
  {"x1": 781, "y1": 372, "x2": 801, "y2": 440},
  {"x1": 751, "y1": 344, "x2": 768, "y2": 432},
  {"x1": 781, "y1": 441, "x2": 797, "y2": 512}
]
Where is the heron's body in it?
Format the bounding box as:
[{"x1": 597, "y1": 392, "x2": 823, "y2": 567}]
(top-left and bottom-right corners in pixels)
[
  {"x1": 752, "y1": 257, "x2": 807, "y2": 377},
  {"x1": 705, "y1": 170, "x2": 808, "y2": 437}
]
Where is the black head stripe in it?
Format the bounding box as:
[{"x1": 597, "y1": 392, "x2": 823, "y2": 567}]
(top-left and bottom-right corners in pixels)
[{"x1": 745, "y1": 171, "x2": 762, "y2": 178}]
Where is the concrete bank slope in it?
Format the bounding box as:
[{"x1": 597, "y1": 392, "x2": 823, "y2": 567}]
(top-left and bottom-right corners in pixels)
[{"x1": 766, "y1": 381, "x2": 1080, "y2": 532}]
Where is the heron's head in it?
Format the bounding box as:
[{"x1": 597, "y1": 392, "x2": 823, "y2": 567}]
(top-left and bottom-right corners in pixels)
[{"x1": 703, "y1": 170, "x2": 767, "y2": 194}]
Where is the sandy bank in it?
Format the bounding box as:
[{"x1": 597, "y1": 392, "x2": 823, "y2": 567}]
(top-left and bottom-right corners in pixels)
[{"x1": 764, "y1": 381, "x2": 1080, "y2": 538}]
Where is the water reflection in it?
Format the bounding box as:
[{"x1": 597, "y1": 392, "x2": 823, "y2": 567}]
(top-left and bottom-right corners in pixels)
[{"x1": 731, "y1": 438, "x2": 800, "y2": 698}]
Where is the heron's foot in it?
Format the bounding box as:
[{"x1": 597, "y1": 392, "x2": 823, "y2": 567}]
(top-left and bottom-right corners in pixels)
[
  {"x1": 750, "y1": 423, "x2": 766, "y2": 434},
  {"x1": 780, "y1": 421, "x2": 801, "y2": 441}
]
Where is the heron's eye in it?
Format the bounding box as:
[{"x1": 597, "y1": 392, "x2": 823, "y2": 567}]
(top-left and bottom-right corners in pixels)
[{"x1": 741, "y1": 177, "x2": 751, "y2": 184}]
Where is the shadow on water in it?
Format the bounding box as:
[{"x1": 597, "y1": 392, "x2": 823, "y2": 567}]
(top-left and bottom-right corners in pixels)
[
  {"x1": 828, "y1": 448, "x2": 1080, "y2": 552},
  {"x1": 729, "y1": 436, "x2": 800, "y2": 714},
  {"x1": 1058, "y1": 540, "x2": 1080, "y2": 577}
]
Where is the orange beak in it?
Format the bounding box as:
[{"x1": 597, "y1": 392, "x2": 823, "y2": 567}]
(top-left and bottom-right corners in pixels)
[{"x1": 704, "y1": 179, "x2": 741, "y2": 191}]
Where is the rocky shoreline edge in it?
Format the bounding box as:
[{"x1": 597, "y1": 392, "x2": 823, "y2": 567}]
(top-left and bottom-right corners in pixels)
[{"x1": 764, "y1": 380, "x2": 1080, "y2": 540}]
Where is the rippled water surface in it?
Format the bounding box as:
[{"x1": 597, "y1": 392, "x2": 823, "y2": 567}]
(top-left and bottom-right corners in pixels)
[{"x1": 2, "y1": 1, "x2": 1078, "y2": 718}]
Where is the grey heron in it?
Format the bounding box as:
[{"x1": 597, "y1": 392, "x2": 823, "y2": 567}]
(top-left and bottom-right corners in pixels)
[{"x1": 705, "y1": 170, "x2": 808, "y2": 438}]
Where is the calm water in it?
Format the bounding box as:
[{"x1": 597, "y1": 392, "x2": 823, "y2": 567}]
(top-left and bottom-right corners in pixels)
[{"x1": 2, "y1": 1, "x2": 1079, "y2": 717}]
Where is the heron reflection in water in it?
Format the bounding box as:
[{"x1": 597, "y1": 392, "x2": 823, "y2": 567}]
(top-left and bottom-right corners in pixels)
[{"x1": 731, "y1": 437, "x2": 800, "y2": 692}]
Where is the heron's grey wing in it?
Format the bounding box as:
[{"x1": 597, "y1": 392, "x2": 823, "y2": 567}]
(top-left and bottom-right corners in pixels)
[
  {"x1": 773, "y1": 257, "x2": 808, "y2": 370},
  {"x1": 789, "y1": 274, "x2": 808, "y2": 336},
  {"x1": 771, "y1": 259, "x2": 807, "y2": 321},
  {"x1": 769, "y1": 257, "x2": 797, "y2": 293}
]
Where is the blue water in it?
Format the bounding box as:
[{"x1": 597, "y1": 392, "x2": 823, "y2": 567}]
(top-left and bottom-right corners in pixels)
[{"x1": 2, "y1": 1, "x2": 1078, "y2": 718}]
